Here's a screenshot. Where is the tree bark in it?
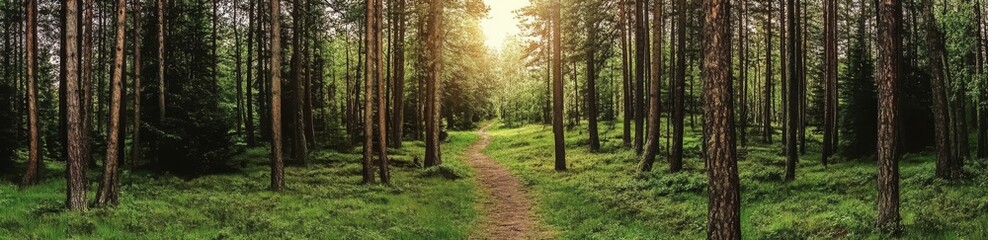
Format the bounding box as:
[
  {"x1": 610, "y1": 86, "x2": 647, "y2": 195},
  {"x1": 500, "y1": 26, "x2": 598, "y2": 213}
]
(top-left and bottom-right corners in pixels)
[
  {"x1": 95, "y1": 0, "x2": 128, "y2": 207},
  {"x1": 373, "y1": 0, "x2": 389, "y2": 183},
  {"x1": 132, "y1": 0, "x2": 143, "y2": 166},
  {"x1": 923, "y1": 0, "x2": 960, "y2": 180},
  {"x1": 640, "y1": 0, "x2": 663, "y2": 172},
  {"x1": 21, "y1": 0, "x2": 41, "y2": 188},
  {"x1": 65, "y1": 0, "x2": 87, "y2": 211},
  {"x1": 424, "y1": 0, "x2": 444, "y2": 167},
  {"x1": 633, "y1": 0, "x2": 646, "y2": 154},
  {"x1": 157, "y1": 0, "x2": 165, "y2": 119},
  {"x1": 876, "y1": 0, "x2": 902, "y2": 233},
  {"x1": 246, "y1": 0, "x2": 256, "y2": 146},
  {"x1": 763, "y1": 0, "x2": 773, "y2": 144},
  {"x1": 703, "y1": 0, "x2": 741, "y2": 237},
  {"x1": 552, "y1": 0, "x2": 566, "y2": 171},
  {"x1": 269, "y1": 0, "x2": 285, "y2": 192},
  {"x1": 390, "y1": 0, "x2": 406, "y2": 148},
  {"x1": 670, "y1": 0, "x2": 687, "y2": 172},
  {"x1": 620, "y1": 0, "x2": 632, "y2": 146},
  {"x1": 823, "y1": 0, "x2": 838, "y2": 164},
  {"x1": 785, "y1": 0, "x2": 799, "y2": 182}
]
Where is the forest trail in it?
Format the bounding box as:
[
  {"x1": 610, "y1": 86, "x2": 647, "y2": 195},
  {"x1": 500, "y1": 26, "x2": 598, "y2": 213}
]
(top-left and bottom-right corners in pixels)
[{"x1": 466, "y1": 124, "x2": 542, "y2": 239}]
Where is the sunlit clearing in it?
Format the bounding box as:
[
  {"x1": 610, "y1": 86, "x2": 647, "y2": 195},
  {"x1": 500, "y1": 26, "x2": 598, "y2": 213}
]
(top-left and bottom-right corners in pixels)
[{"x1": 481, "y1": 0, "x2": 529, "y2": 50}]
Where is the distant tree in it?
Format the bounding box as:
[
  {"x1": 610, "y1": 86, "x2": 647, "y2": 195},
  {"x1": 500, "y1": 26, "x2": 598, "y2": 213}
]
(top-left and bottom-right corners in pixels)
[
  {"x1": 840, "y1": 4, "x2": 877, "y2": 158},
  {"x1": 21, "y1": 0, "x2": 41, "y2": 188},
  {"x1": 132, "y1": 0, "x2": 143, "y2": 165},
  {"x1": 270, "y1": 0, "x2": 285, "y2": 191},
  {"x1": 157, "y1": 0, "x2": 165, "y2": 120},
  {"x1": 702, "y1": 0, "x2": 741, "y2": 237},
  {"x1": 390, "y1": 0, "x2": 407, "y2": 148},
  {"x1": 763, "y1": 0, "x2": 773, "y2": 144},
  {"x1": 876, "y1": 0, "x2": 902, "y2": 233}
]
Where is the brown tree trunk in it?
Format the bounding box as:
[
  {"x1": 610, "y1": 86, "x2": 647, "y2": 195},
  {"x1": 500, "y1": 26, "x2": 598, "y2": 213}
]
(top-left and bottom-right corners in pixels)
[
  {"x1": 82, "y1": 0, "x2": 94, "y2": 171},
  {"x1": 269, "y1": 0, "x2": 285, "y2": 192},
  {"x1": 785, "y1": 0, "x2": 799, "y2": 182},
  {"x1": 633, "y1": 0, "x2": 646, "y2": 154},
  {"x1": 640, "y1": 0, "x2": 663, "y2": 172},
  {"x1": 291, "y1": 0, "x2": 308, "y2": 165},
  {"x1": 390, "y1": 0, "x2": 406, "y2": 148},
  {"x1": 620, "y1": 0, "x2": 632, "y2": 146},
  {"x1": 157, "y1": 0, "x2": 165, "y2": 120},
  {"x1": 372, "y1": 0, "x2": 389, "y2": 183},
  {"x1": 424, "y1": 0, "x2": 444, "y2": 167},
  {"x1": 703, "y1": 0, "x2": 741, "y2": 237},
  {"x1": 552, "y1": 0, "x2": 566, "y2": 171},
  {"x1": 132, "y1": 0, "x2": 143, "y2": 166},
  {"x1": 65, "y1": 0, "x2": 87, "y2": 211},
  {"x1": 923, "y1": 0, "x2": 960, "y2": 180},
  {"x1": 95, "y1": 0, "x2": 128, "y2": 207},
  {"x1": 763, "y1": 0, "x2": 773, "y2": 144},
  {"x1": 21, "y1": 0, "x2": 41, "y2": 188},
  {"x1": 876, "y1": 0, "x2": 902, "y2": 233},
  {"x1": 670, "y1": 0, "x2": 686, "y2": 172},
  {"x1": 235, "y1": 0, "x2": 244, "y2": 135},
  {"x1": 246, "y1": 0, "x2": 256, "y2": 146},
  {"x1": 823, "y1": 0, "x2": 837, "y2": 164}
]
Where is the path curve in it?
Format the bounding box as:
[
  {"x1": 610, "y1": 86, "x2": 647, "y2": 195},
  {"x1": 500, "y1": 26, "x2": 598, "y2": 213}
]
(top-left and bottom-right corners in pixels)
[{"x1": 467, "y1": 124, "x2": 538, "y2": 239}]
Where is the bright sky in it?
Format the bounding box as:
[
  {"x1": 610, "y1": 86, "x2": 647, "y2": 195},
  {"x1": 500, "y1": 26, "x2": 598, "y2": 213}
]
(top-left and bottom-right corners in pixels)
[{"x1": 481, "y1": 0, "x2": 529, "y2": 50}]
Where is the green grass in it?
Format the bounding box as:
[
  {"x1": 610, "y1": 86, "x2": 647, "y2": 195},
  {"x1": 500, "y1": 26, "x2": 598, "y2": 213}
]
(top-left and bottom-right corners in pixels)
[
  {"x1": 0, "y1": 131, "x2": 481, "y2": 239},
  {"x1": 484, "y1": 120, "x2": 988, "y2": 239}
]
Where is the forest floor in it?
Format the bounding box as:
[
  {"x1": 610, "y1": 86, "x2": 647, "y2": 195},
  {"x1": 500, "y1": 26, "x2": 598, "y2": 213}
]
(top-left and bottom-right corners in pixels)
[
  {"x1": 0, "y1": 131, "x2": 484, "y2": 239},
  {"x1": 483, "y1": 120, "x2": 988, "y2": 239},
  {"x1": 463, "y1": 123, "x2": 545, "y2": 239}
]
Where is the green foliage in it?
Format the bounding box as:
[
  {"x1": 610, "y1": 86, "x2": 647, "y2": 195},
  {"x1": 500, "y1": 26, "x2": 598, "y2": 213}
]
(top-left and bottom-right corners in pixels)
[
  {"x1": 0, "y1": 132, "x2": 481, "y2": 238},
  {"x1": 838, "y1": 26, "x2": 877, "y2": 157},
  {"x1": 484, "y1": 120, "x2": 988, "y2": 239}
]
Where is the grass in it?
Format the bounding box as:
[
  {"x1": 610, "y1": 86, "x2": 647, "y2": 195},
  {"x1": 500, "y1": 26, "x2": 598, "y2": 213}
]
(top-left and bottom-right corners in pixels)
[
  {"x1": 0, "y1": 131, "x2": 481, "y2": 239},
  {"x1": 484, "y1": 120, "x2": 988, "y2": 239}
]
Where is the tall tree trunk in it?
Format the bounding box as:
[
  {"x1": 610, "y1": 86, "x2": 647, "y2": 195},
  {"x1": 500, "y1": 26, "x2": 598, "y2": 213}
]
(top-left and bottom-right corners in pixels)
[
  {"x1": 372, "y1": 0, "x2": 389, "y2": 183},
  {"x1": 876, "y1": 0, "x2": 902, "y2": 233},
  {"x1": 703, "y1": 0, "x2": 741, "y2": 237},
  {"x1": 65, "y1": 0, "x2": 87, "y2": 211},
  {"x1": 132, "y1": 0, "x2": 142, "y2": 166},
  {"x1": 21, "y1": 0, "x2": 41, "y2": 188},
  {"x1": 785, "y1": 0, "x2": 799, "y2": 182},
  {"x1": 640, "y1": 0, "x2": 663, "y2": 172},
  {"x1": 95, "y1": 0, "x2": 127, "y2": 207},
  {"x1": 670, "y1": 0, "x2": 686, "y2": 172},
  {"x1": 587, "y1": 29, "x2": 600, "y2": 152},
  {"x1": 246, "y1": 0, "x2": 256, "y2": 146},
  {"x1": 269, "y1": 0, "x2": 285, "y2": 192},
  {"x1": 633, "y1": 0, "x2": 646, "y2": 154},
  {"x1": 82, "y1": 0, "x2": 94, "y2": 171},
  {"x1": 390, "y1": 0, "x2": 406, "y2": 148},
  {"x1": 291, "y1": 0, "x2": 308, "y2": 165},
  {"x1": 157, "y1": 0, "x2": 165, "y2": 120},
  {"x1": 620, "y1": 0, "x2": 632, "y2": 146},
  {"x1": 923, "y1": 0, "x2": 960, "y2": 180},
  {"x1": 552, "y1": 0, "x2": 566, "y2": 171},
  {"x1": 424, "y1": 0, "x2": 444, "y2": 167},
  {"x1": 235, "y1": 0, "x2": 244, "y2": 135},
  {"x1": 763, "y1": 0, "x2": 773, "y2": 144},
  {"x1": 823, "y1": 0, "x2": 837, "y2": 164},
  {"x1": 977, "y1": 0, "x2": 988, "y2": 159}
]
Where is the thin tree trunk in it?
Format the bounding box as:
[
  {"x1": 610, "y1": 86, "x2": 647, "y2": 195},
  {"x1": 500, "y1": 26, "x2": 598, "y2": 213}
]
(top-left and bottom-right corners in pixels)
[
  {"x1": 157, "y1": 0, "x2": 165, "y2": 119},
  {"x1": 763, "y1": 0, "x2": 773, "y2": 144},
  {"x1": 670, "y1": 0, "x2": 686, "y2": 172},
  {"x1": 587, "y1": 29, "x2": 600, "y2": 152},
  {"x1": 391, "y1": 0, "x2": 406, "y2": 148},
  {"x1": 876, "y1": 0, "x2": 902, "y2": 233},
  {"x1": 620, "y1": 0, "x2": 632, "y2": 146},
  {"x1": 785, "y1": 0, "x2": 799, "y2": 182},
  {"x1": 823, "y1": 0, "x2": 837, "y2": 164},
  {"x1": 640, "y1": 0, "x2": 663, "y2": 172},
  {"x1": 633, "y1": 0, "x2": 646, "y2": 154},
  {"x1": 132, "y1": 0, "x2": 142, "y2": 166},
  {"x1": 95, "y1": 0, "x2": 127, "y2": 207},
  {"x1": 923, "y1": 0, "x2": 961, "y2": 180},
  {"x1": 21, "y1": 0, "x2": 41, "y2": 188},
  {"x1": 246, "y1": 0, "x2": 256, "y2": 146},
  {"x1": 703, "y1": 0, "x2": 741, "y2": 237},
  {"x1": 372, "y1": 0, "x2": 389, "y2": 183},
  {"x1": 269, "y1": 0, "x2": 285, "y2": 192}
]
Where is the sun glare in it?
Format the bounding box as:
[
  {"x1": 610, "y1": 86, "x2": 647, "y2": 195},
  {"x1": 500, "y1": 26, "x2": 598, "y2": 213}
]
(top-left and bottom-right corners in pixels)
[{"x1": 481, "y1": 0, "x2": 529, "y2": 50}]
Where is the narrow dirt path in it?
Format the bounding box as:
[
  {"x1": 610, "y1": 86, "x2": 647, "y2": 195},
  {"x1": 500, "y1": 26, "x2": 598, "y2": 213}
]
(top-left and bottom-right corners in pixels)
[{"x1": 466, "y1": 124, "x2": 539, "y2": 239}]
